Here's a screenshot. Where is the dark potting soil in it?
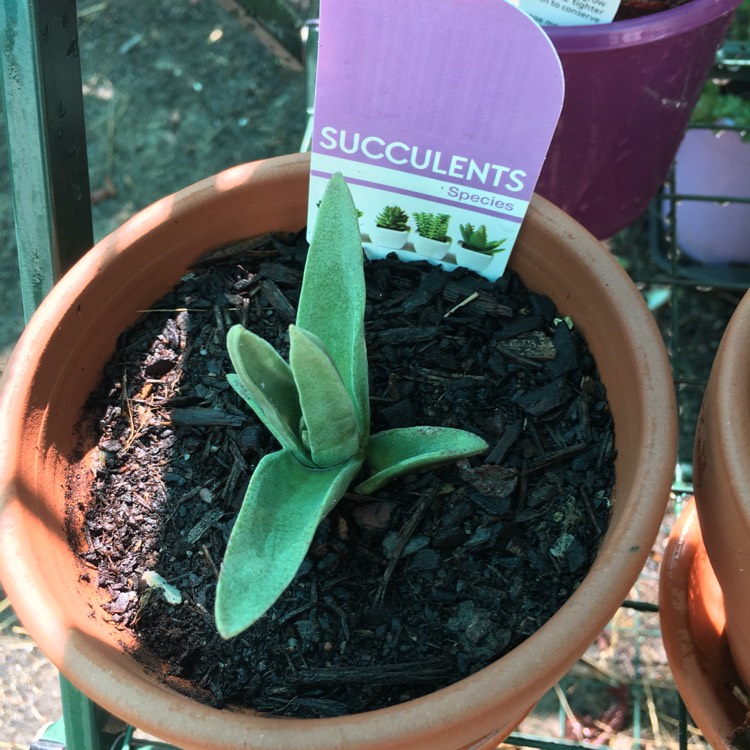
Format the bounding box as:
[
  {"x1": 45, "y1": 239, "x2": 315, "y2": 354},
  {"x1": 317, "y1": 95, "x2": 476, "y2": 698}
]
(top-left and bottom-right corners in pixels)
[{"x1": 67, "y1": 232, "x2": 615, "y2": 718}]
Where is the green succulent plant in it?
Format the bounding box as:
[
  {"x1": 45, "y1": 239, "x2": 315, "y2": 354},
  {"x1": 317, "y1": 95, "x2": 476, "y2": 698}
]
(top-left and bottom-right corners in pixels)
[
  {"x1": 459, "y1": 223, "x2": 507, "y2": 255},
  {"x1": 413, "y1": 211, "x2": 451, "y2": 242},
  {"x1": 376, "y1": 205, "x2": 410, "y2": 232},
  {"x1": 689, "y1": 0, "x2": 750, "y2": 141},
  {"x1": 216, "y1": 173, "x2": 488, "y2": 639}
]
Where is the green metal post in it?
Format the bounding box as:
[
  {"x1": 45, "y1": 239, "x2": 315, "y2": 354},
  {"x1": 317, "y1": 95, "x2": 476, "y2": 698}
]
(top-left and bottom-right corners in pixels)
[
  {"x1": 678, "y1": 696, "x2": 688, "y2": 750},
  {"x1": 59, "y1": 675, "x2": 123, "y2": 750},
  {"x1": 0, "y1": 4, "x2": 126, "y2": 747},
  {"x1": 0, "y1": 0, "x2": 93, "y2": 320},
  {"x1": 39, "y1": 678, "x2": 179, "y2": 748}
]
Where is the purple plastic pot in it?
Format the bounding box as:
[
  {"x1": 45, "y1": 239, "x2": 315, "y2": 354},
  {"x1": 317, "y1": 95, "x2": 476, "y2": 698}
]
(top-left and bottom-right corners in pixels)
[{"x1": 537, "y1": 0, "x2": 743, "y2": 239}]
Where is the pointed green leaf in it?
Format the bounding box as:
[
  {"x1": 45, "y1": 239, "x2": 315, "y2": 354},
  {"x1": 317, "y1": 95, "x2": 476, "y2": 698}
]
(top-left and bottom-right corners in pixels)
[
  {"x1": 289, "y1": 325, "x2": 361, "y2": 468},
  {"x1": 298, "y1": 174, "x2": 369, "y2": 435},
  {"x1": 226, "y1": 324, "x2": 309, "y2": 465},
  {"x1": 215, "y1": 451, "x2": 363, "y2": 638},
  {"x1": 356, "y1": 426, "x2": 489, "y2": 494}
]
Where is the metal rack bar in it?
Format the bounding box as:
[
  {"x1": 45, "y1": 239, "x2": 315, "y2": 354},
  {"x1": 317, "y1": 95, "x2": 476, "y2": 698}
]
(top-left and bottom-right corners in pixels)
[
  {"x1": 59, "y1": 676, "x2": 122, "y2": 750},
  {"x1": 0, "y1": 0, "x2": 92, "y2": 320}
]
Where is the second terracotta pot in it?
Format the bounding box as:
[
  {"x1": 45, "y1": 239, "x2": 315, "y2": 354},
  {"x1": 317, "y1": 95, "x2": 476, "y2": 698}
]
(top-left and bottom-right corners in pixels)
[
  {"x1": 660, "y1": 498, "x2": 747, "y2": 749},
  {"x1": 694, "y1": 288, "x2": 750, "y2": 695}
]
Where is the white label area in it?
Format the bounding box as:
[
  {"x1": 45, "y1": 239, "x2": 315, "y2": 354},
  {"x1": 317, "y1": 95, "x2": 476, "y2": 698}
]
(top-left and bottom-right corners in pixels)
[{"x1": 509, "y1": 0, "x2": 619, "y2": 26}]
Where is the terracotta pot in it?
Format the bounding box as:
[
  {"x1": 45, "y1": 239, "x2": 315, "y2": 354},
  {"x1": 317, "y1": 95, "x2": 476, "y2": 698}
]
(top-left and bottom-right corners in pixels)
[
  {"x1": 659, "y1": 498, "x2": 747, "y2": 749},
  {"x1": 0, "y1": 152, "x2": 676, "y2": 750},
  {"x1": 694, "y1": 288, "x2": 750, "y2": 694}
]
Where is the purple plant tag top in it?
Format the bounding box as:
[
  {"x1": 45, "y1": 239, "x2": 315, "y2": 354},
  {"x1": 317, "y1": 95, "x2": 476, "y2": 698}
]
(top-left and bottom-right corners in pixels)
[{"x1": 309, "y1": 0, "x2": 564, "y2": 280}]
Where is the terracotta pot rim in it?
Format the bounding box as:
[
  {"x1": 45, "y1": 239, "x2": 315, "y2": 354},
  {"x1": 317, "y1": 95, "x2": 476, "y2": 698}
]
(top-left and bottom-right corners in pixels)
[{"x1": 0, "y1": 153, "x2": 677, "y2": 749}]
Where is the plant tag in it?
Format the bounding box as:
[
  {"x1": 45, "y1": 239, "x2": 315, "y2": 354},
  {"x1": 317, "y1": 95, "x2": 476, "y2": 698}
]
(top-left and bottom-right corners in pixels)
[
  {"x1": 509, "y1": 0, "x2": 619, "y2": 26},
  {"x1": 308, "y1": 0, "x2": 564, "y2": 280}
]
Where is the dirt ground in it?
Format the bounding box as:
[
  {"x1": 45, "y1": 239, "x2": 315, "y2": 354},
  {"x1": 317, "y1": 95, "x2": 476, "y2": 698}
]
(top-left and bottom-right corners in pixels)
[
  {"x1": 0, "y1": 0, "x2": 744, "y2": 748},
  {"x1": 0, "y1": 0, "x2": 307, "y2": 353}
]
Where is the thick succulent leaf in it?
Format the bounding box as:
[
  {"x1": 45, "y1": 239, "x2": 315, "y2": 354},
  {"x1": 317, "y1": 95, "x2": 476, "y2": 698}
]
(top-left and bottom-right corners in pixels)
[
  {"x1": 289, "y1": 325, "x2": 361, "y2": 468},
  {"x1": 215, "y1": 451, "x2": 362, "y2": 638},
  {"x1": 297, "y1": 173, "x2": 369, "y2": 435},
  {"x1": 226, "y1": 325, "x2": 309, "y2": 465},
  {"x1": 356, "y1": 426, "x2": 489, "y2": 495}
]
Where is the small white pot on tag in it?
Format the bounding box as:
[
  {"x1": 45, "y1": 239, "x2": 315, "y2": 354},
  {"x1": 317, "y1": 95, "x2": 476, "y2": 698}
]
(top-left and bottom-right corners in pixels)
[
  {"x1": 455, "y1": 244, "x2": 495, "y2": 272},
  {"x1": 371, "y1": 226, "x2": 410, "y2": 250},
  {"x1": 414, "y1": 235, "x2": 451, "y2": 260}
]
